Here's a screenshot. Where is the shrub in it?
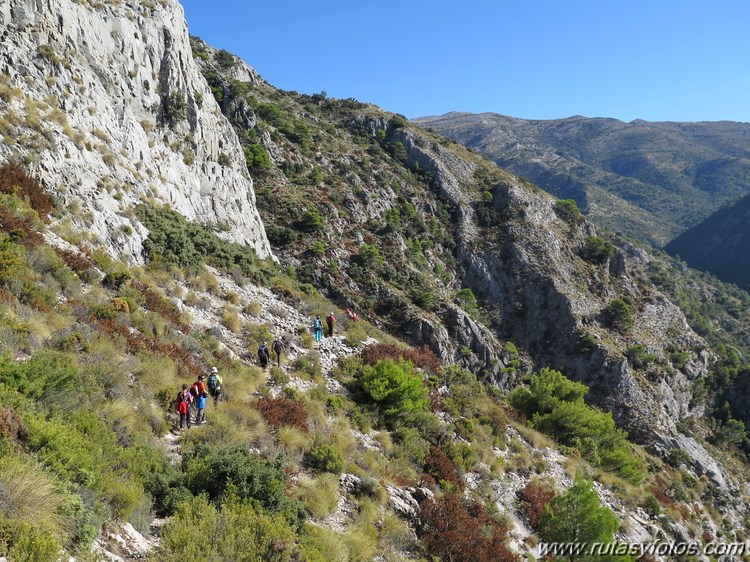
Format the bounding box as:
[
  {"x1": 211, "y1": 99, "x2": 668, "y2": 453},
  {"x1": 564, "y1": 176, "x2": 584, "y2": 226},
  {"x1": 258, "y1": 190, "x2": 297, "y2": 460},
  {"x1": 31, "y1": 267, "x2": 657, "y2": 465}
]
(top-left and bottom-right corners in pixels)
[
  {"x1": 253, "y1": 396, "x2": 309, "y2": 433},
  {"x1": 305, "y1": 442, "x2": 344, "y2": 474},
  {"x1": 244, "y1": 144, "x2": 272, "y2": 171},
  {"x1": 0, "y1": 516, "x2": 60, "y2": 562},
  {"x1": 153, "y1": 495, "x2": 305, "y2": 562},
  {"x1": 296, "y1": 208, "x2": 324, "y2": 232},
  {"x1": 182, "y1": 444, "x2": 305, "y2": 527},
  {"x1": 358, "y1": 359, "x2": 428, "y2": 427},
  {"x1": 455, "y1": 287, "x2": 478, "y2": 314},
  {"x1": 215, "y1": 49, "x2": 236, "y2": 69},
  {"x1": 419, "y1": 492, "x2": 517, "y2": 562},
  {"x1": 0, "y1": 406, "x2": 28, "y2": 444},
  {"x1": 358, "y1": 243, "x2": 383, "y2": 266},
  {"x1": 0, "y1": 162, "x2": 54, "y2": 220},
  {"x1": 361, "y1": 343, "x2": 441, "y2": 375},
  {"x1": 135, "y1": 205, "x2": 262, "y2": 280},
  {"x1": 581, "y1": 236, "x2": 615, "y2": 264},
  {"x1": 518, "y1": 479, "x2": 556, "y2": 529},
  {"x1": 509, "y1": 368, "x2": 645, "y2": 484},
  {"x1": 162, "y1": 92, "x2": 187, "y2": 124},
  {"x1": 310, "y1": 240, "x2": 325, "y2": 256},
  {"x1": 642, "y1": 494, "x2": 661, "y2": 518},
  {"x1": 665, "y1": 448, "x2": 691, "y2": 468},
  {"x1": 538, "y1": 477, "x2": 621, "y2": 557},
  {"x1": 554, "y1": 198, "x2": 583, "y2": 224},
  {"x1": 604, "y1": 298, "x2": 633, "y2": 332},
  {"x1": 423, "y1": 445, "x2": 462, "y2": 490}
]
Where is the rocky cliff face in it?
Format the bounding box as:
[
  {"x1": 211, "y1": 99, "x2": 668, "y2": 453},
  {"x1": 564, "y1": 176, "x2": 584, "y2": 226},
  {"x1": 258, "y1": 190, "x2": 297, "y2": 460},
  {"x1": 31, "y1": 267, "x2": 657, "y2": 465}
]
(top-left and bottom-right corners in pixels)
[
  {"x1": 391, "y1": 124, "x2": 712, "y2": 441},
  {"x1": 0, "y1": 0, "x2": 271, "y2": 260}
]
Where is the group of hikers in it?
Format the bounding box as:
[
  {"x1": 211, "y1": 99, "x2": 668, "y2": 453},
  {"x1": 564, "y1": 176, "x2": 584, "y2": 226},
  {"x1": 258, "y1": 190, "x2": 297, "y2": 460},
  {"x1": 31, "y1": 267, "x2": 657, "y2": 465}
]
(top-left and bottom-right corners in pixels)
[
  {"x1": 257, "y1": 336, "x2": 286, "y2": 369},
  {"x1": 174, "y1": 307, "x2": 361, "y2": 429},
  {"x1": 312, "y1": 309, "x2": 358, "y2": 342},
  {"x1": 175, "y1": 367, "x2": 223, "y2": 430}
]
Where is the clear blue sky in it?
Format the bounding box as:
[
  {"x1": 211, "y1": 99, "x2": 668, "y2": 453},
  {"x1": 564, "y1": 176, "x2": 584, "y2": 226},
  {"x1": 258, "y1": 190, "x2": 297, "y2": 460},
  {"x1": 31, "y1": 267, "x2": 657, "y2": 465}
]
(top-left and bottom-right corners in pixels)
[{"x1": 179, "y1": 0, "x2": 750, "y2": 123}]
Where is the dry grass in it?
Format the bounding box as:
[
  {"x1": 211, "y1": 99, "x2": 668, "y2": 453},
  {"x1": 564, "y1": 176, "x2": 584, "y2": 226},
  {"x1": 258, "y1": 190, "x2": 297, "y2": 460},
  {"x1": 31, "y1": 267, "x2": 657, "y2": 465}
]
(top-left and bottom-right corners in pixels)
[
  {"x1": 0, "y1": 455, "x2": 70, "y2": 538},
  {"x1": 295, "y1": 473, "x2": 340, "y2": 518}
]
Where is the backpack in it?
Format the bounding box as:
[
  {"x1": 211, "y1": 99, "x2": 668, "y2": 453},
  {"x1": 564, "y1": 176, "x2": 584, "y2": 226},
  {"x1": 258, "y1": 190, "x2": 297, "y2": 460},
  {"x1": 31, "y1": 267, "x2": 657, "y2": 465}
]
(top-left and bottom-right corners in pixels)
[
  {"x1": 190, "y1": 383, "x2": 200, "y2": 399},
  {"x1": 178, "y1": 389, "x2": 192, "y2": 405},
  {"x1": 258, "y1": 346, "x2": 268, "y2": 360},
  {"x1": 273, "y1": 340, "x2": 283, "y2": 354},
  {"x1": 207, "y1": 373, "x2": 219, "y2": 392},
  {"x1": 314, "y1": 319, "x2": 322, "y2": 330}
]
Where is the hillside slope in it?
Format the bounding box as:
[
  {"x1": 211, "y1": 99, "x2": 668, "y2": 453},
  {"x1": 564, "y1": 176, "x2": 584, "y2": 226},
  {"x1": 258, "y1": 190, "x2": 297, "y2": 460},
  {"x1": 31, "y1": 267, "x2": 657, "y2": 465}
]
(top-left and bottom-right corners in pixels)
[
  {"x1": 2, "y1": 3, "x2": 750, "y2": 561},
  {"x1": 665, "y1": 192, "x2": 750, "y2": 292},
  {"x1": 414, "y1": 112, "x2": 750, "y2": 247}
]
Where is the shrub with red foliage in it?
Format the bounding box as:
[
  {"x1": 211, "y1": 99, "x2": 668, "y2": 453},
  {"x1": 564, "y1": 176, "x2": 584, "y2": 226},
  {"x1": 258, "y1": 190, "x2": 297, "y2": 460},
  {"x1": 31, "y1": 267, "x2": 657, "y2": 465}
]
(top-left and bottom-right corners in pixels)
[
  {"x1": 131, "y1": 280, "x2": 186, "y2": 330},
  {"x1": 423, "y1": 445, "x2": 462, "y2": 490},
  {"x1": 361, "y1": 343, "x2": 441, "y2": 374},
  {"x1": 518, "y1": 479, "x2": 556, "y2": 529},
  {"x1": 649, "y1": 476, "x2": 675, "y2": 507},
  {"x1": 54, "y1": 247, "x2": 93, "y2": 275},
  {"x1": 254, "y1": 395, "x2": 309, "y2": 433},
  {"x1": 0, "y1": 406, "x2": 28, "y2": 443},
  {"x1": 419, "y1": 492, "x2": 518, "y2": 562},
  {"x1": 0, "y1": 162, "x2": 53, "y2": 221},
  {"x1": 0, "y1": 206, "x2": 44, "y2": 248}
]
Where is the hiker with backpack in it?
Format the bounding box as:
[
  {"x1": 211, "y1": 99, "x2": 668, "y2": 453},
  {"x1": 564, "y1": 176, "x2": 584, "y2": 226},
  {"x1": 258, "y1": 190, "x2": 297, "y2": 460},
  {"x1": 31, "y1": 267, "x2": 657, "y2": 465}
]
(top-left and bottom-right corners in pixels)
[
  {"x1": 177, "y1": 383, "x2": 193, "y2": 430},
  {"x1": 272, "y1": 337, "x2": 285, "y2": 368},
  {"x1": 326, "y1": 311, "x2": 336, "y2": 337},
  {"x1": 207, "y1": 366, "x2": 223, "y2": 406},
  {"x1": 191, "y1": 374, "x2": 209, "y2": 424},
  {"x1": 258, "y1": 342, "x2": 270, "y2": 369},
  {"x1": 313, "y1": 315, "x2": 323, "y2": 342}
]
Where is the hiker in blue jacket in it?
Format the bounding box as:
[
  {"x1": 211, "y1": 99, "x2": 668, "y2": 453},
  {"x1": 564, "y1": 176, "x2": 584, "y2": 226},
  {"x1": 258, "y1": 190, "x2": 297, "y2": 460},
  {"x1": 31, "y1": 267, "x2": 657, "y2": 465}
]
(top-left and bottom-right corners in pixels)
[{"x1": 313, "y1": 315, "x2": 323, "y2": 342}]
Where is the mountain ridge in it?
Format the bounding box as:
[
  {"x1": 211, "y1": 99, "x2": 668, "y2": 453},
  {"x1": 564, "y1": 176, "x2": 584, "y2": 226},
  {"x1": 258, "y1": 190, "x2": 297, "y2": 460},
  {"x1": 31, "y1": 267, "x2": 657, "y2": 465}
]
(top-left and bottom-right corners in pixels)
[{"x1": 415, "y1": 111, "x2": 750, "y2": 246}]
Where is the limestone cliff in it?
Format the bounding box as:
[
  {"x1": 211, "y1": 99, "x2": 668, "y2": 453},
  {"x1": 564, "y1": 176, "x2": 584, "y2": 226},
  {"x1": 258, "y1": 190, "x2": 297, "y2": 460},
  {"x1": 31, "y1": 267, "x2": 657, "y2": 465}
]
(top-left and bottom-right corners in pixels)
[{"x1": 0, "y1": 0, "x2": 271, "y2": 260}]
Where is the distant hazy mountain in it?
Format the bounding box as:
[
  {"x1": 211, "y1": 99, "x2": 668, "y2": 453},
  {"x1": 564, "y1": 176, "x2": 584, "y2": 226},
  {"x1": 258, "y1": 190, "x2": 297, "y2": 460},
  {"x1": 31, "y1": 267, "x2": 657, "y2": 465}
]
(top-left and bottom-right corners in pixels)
[
  {"x1": 665, "y1": 192, "x2": 750, "y2": 291},
  {"x1": 414, "y1": 112, "x2": 750, "y2": 246}
]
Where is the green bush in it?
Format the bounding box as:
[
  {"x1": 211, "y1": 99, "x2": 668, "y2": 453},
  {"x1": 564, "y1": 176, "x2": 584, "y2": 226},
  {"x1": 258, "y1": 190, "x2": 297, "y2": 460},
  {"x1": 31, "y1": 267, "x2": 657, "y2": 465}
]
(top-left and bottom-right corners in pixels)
[
  {"x1": 554, "y1": 199, "x2": 583, "y2": 224},
  {"x1": 359, "y1": 244, "x2": 383, "y2": 266},
  {"x1": 0, "y1": 516, "x2": 60, "y2": 562},
  {"x1": 358, "y1": 359, "x2": 428, "y2": 427},
  {"x1": 182, "y1": 444, "x2": 305, "y2": 528},
  {"x1": 539, "y1": 477, "x2": 628, "y2": 561},
  {"x1": 305, "y1": 442, "x2": 344, "y2": 474},
  {"x1": 215, "y1": 49, "x2": 236, "y2": 69},
  {"x1": 135, "y1": 205, "x2": 266, "y2": 281},
  {"x1": 455, "y1": 287, "x2": 478, "y2": 314},
  {"x1": 581, "y1": 236, "x2": 615, "y2": 264},
  {"x1": 509, "y1": 368, "x2": 644, "y2": 484},
  {"x1": 152, "y1": 495, "x2": 308, "y2": 562},
  {"x1": 244, "y1": 144, "x2": 272, "y2": 171},
  {"x1": 296, "y1": 208, "x2": 324, "y2": 232},
  {"x1": 162, "y1": 92, "x2": 187, "y2": 124},
  {"x1": 604, "y1": 298, "x2": 633, "y2": 332}
]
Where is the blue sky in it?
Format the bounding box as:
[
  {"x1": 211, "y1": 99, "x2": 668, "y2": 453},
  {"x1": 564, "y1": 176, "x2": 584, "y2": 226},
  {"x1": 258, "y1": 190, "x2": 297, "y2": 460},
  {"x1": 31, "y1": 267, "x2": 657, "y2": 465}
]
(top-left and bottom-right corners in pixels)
[{"x1": 179, "y1": 1, "x2": 750, "y2": 123}]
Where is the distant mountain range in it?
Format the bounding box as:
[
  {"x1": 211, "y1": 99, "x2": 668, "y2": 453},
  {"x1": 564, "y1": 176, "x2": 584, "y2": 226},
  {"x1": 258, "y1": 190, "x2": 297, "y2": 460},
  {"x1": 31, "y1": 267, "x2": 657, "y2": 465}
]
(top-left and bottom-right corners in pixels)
[{"x1": 414, "y1": 112, "x2": 750, "y2": 247}]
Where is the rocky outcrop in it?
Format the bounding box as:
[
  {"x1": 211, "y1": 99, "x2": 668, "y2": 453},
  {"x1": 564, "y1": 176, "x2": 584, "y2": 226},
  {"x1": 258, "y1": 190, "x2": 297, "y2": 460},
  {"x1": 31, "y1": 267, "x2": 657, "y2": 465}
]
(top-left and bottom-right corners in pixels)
[
  {"x1": 0, "y1": 0, "x2": 271, "y2": 261},
  {"x1": 392, "y1": 125, "x2": 712, "y2": 443}
]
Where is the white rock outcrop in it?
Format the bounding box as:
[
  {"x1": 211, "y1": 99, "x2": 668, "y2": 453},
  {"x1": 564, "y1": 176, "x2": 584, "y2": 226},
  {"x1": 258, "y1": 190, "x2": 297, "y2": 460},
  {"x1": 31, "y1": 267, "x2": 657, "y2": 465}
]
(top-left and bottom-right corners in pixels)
[{"x1": 0, "y1": 0, "x2": 272, "y2": 261}]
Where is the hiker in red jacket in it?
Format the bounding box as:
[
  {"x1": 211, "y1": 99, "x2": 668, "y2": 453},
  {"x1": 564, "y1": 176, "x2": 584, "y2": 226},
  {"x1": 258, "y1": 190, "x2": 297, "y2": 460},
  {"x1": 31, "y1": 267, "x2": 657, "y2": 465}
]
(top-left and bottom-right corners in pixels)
[
  {"x1": 326, "y1": 311, "x2": 336, "y2": 337},
  {"x1": 177, "y1": 384, "x2": 193, "y2": 430}
]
